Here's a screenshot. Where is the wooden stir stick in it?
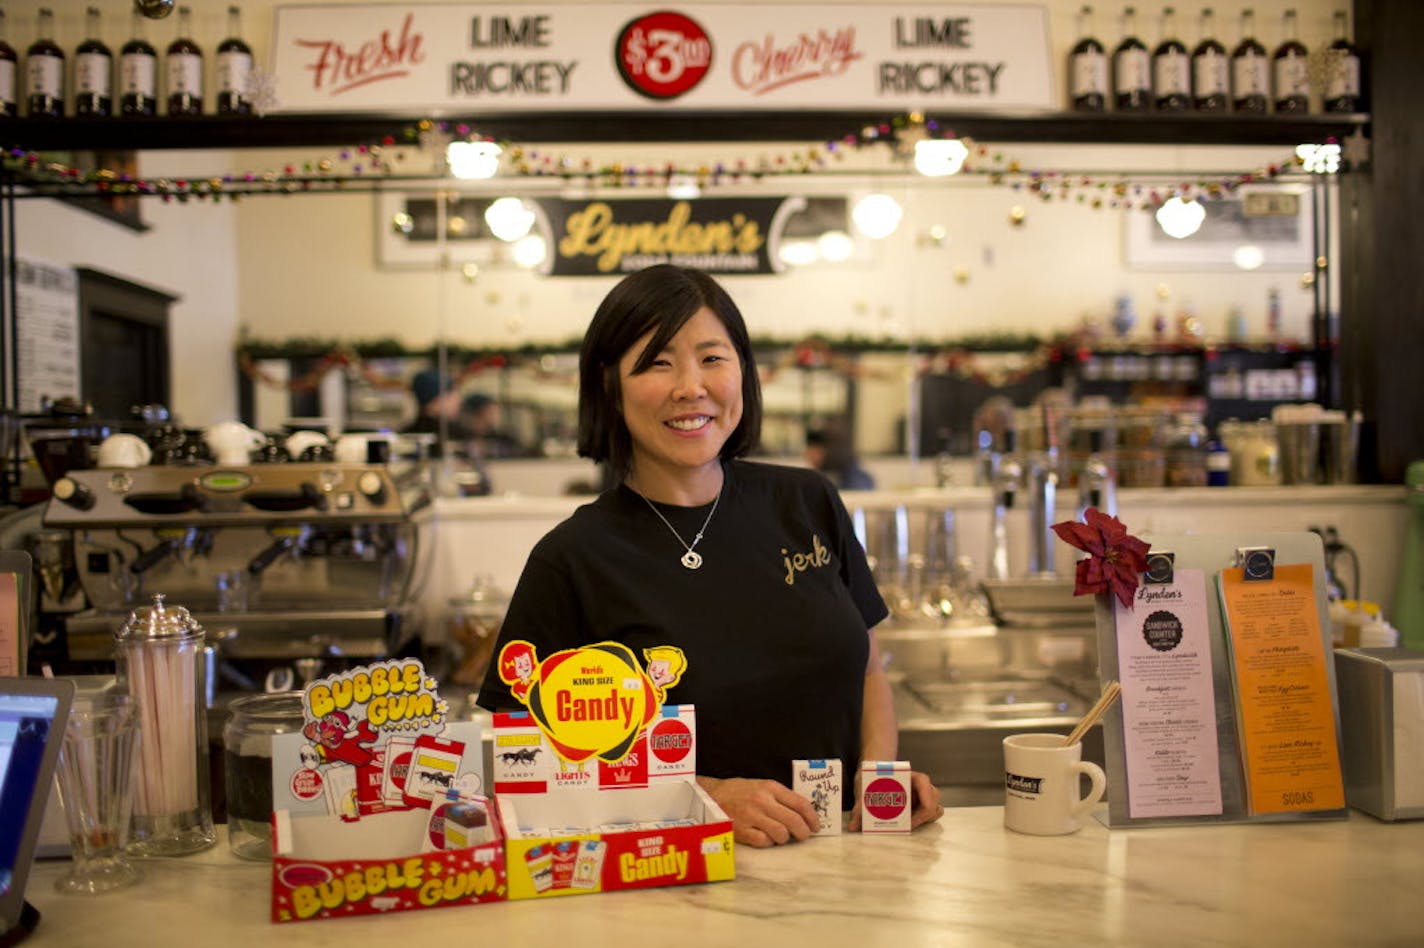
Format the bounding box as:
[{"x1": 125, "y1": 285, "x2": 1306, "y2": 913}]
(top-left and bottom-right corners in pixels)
[{"x1": 1063, "y1": 680, "x2": 1122, "y2": 746}]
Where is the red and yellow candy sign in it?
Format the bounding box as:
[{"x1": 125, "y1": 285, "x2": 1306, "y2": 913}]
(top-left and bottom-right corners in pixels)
[{"x1": 496, "y1": 641, "x2": 683, "y2": 765}]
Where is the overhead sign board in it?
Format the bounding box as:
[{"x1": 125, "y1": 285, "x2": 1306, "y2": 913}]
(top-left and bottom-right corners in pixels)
[{"x1": 268, "y1": 4, "x2": 1054, "y2": 114}]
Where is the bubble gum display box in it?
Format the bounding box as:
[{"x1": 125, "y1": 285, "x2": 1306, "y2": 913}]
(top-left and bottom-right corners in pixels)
[
  {"x1": 270, "y1": 799, "x2": 507, "y2": 923},
  {"x1": 265, "y1": 660, "x2": 508, "y2": 923},
  {"x1": 498, "y1": 779, "x2": 734, "y2": 900}
]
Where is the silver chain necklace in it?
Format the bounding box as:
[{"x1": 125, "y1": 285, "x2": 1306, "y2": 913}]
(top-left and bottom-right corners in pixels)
[{"x1": 639, "y1": 485, "x2": 721, "y2": 570}]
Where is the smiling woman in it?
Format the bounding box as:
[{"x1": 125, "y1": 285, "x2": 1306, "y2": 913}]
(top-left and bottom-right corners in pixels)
[{"x1": 477, "y1": 264, "x2": 944, "y2": 849}]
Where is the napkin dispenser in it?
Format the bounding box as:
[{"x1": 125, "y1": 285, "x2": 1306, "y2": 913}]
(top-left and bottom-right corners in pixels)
[{"x1": 1334, "y1": 647, "x2": 1424, "y2": 821}]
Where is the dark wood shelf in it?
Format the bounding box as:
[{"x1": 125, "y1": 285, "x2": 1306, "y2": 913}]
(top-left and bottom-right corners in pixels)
[{"x1": 0, "y1": 110, "x2": 1370, "y2": 151}]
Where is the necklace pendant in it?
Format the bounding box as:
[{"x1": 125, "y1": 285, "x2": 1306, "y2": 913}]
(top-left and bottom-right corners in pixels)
[{"x1": 680, "y1": 550, "x2": 703, "y2": 570}]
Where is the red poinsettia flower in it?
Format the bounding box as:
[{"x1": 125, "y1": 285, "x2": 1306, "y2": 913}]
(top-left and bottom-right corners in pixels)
[{"x1": 1051, "y1": 508, "x2": 1151, "y2": 609}]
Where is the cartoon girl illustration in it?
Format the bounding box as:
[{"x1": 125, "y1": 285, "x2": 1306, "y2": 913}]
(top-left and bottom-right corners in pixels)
[
  {"x1": 642, "y1": 645, "x2": 687, "y2": 702},
  {"x1": 498, "y1": 641, "x2": 540, "y2": 703}
]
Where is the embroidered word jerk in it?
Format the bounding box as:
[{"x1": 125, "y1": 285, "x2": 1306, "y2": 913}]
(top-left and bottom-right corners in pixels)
[{"x1": 782, "y1": 534, "x2": 832, "y2": 586}]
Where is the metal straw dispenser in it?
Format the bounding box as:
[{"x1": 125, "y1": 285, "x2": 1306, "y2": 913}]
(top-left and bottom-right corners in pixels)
[{"x1": 115, "y1": 593, "x2": 216, "y2": 855}]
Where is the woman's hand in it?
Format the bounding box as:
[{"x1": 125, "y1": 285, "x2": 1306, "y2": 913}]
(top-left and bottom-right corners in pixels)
[
  {"x1": 847, "y1": 770, "x2": 945, "y2": 831},
  {"x1": 698, "y1": 776, "x2": 821, "y2": 848}
]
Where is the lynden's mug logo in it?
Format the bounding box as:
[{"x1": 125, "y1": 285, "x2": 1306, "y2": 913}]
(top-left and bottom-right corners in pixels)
[
  {"x1": 295, "y1": 12, "x2": 426, "y2": 96},
  {"x1": 616, "y1": 10, "x2": 713, "y2": 100},
  {"x1": 732, "y1": 26, "x2": 863, "y2": 96},
  {"x1": 1005, "y1": 772, "x2": 1043, "y2": 794}
]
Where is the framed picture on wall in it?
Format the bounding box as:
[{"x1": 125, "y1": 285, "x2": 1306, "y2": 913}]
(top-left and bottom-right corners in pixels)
[
  {"x1": 374, "y1": 191, "x2": 510, "y2": 269},
  {"x1": 1124, "y1": 184, "x2": 1315, "y2": 270}
]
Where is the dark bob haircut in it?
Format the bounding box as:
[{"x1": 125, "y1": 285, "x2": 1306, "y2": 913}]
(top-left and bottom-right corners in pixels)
[{"x1": 577, "y1": 264, "x2": 762, "y2": 478}]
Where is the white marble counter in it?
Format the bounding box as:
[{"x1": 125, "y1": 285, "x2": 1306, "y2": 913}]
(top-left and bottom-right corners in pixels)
[{"x1": 23, "y1": 809, "x2": 1424, "y2": 947}]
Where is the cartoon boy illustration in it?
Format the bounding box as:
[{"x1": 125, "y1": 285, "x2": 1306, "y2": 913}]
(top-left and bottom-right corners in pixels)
[{"x1": 642, "y1": 645, "x2": 687, "y2": 702}]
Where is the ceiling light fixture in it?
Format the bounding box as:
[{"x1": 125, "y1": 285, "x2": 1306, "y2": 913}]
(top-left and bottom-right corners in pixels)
[
  {"x1": 913, "y1": 138, "x2": 969, "y2": 177},
  {"x1": 1155, "y1": 196, "x2": 1206, "y2": 239},
  {"x1": 484, "y1": 197, "x2": 536, "y2": 242},
  {"x1": 852, "y1": 193, "x2": 904, "y2": 240},
  {"x1": 447, "y1": 141, "x2": 502, "y2": 180}
]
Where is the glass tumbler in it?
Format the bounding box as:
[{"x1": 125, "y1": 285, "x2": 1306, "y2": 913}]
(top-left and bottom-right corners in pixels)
[{"x1": 54, "y1": 692, "x2": 141, "y2": 894}]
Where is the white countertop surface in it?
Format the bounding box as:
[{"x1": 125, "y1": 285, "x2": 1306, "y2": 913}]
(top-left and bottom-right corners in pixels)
[{"x1": 22, "y1": 808, "x2": 1424, "y2": 947}]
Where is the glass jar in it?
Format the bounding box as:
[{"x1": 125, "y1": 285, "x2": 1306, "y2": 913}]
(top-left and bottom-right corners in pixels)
[
  {"x1": 448, "y1": 575, "x2": 507, "y2": 688},
  {"x1": 1115, "y1": 407, "x2": 1169, "y2": 487},
  {"x1": 114, "y1": 593, "x2": 216, "y2": 856},
  {"x1": 1165, "y1": 412, "x2": 1209, "y2": 487},
  {"x1": 223, "y1": 691, "x2": 306, "y2": 861},
  {"x1": 1220, "y1": 418, "x2": 1282, "y2": 486}
]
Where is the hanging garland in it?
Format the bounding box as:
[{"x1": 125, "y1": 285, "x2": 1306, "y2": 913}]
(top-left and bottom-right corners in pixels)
[
  {"x1": 235, "y1": 329, "x2": 1079, "y2": 394},
  {"x1": 2, "y1": 113, "x2": 1318, "y2": 212},
  {"x1": 235, "y1": 339, "x2": 585, "y2": 394}
]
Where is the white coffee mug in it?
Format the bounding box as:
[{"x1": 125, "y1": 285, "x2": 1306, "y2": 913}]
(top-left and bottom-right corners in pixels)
[
  {"x1": 96, "y1": 433, "x2": 153, "y2": 468},
  {"x1": 1003, "y1": 733, "x2": 1107, "y2": 836},
  {"x1": 334, "y1": 432, "x2": 394, "y2": 464},
  {"x1": 333, "y1": 434, "x2": 370, "y2": 464},
  {"x1": 284, "y1": 430, "x2": 329, "y2": 459},
  {"x1": 204, "y1": 421, "x2": 265, "y2": 466}
]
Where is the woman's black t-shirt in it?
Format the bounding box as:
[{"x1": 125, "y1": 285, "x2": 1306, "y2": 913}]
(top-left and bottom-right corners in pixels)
[{"x1": 477, "y1": 460, "x2": 886, "y2": 797}]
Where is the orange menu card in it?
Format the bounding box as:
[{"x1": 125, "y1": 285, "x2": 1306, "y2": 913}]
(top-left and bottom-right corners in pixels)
[{"x1": 1218, "y1": 562, "x2": 1344, "y2": 815}]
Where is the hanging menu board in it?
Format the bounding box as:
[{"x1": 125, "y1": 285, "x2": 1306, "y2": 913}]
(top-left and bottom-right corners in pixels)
[
  {"x1": 14, "y1": 256, "x2": 80, "y2": 414},
  {"x1": 268, "y1": 4, "x2": 1054, "y2": 114}
]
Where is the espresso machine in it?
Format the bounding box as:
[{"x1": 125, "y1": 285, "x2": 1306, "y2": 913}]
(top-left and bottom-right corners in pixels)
[{"x1": 40, "y1": 462, "x2": 428, "y2": 695}]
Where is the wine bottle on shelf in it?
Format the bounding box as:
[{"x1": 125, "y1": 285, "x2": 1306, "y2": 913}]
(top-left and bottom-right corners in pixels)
[
  {"x1": 1069, "y1": 5, "x2": 1108, "y2": 112},
  {"x1": 1191, "y1": 7, "x2": 1229, "y2": 112},
  {"x1": 74, "y1": 6, "x2": 113, "y2": 118},
  {"x1": 0, "y1": 11, "x2": 17, "y2": 118},
  {"x1": 216, "y1": 5, "x2": 253, "y2": 115},
  {"x1": 1272, "y1": 8, "x2": 1310, "y2": 113},
  {"x1": 25, "y1": 7, "x2": 65, "y2": 118},
  {"x1": 1152, "y1": 6, "x2": 1191, "y2": 112},
  {"x1": 1323, "y1": 9, "x2": 1361, "y2": 113},
  {"x1": 166, "y1": 5, "x2": 203, "y2": 116},
  {"x1": 1230, "y1": 8, "x2": 1269, "y2": 114},
  {"x1": 120, "y1": 8, "x2": 158, "y2": 116},
  {"x1": 1112, "y1": 6, "x2": 1150, "y2": 112}
]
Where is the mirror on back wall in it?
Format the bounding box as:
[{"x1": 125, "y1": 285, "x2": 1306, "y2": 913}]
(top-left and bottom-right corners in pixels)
[{"x1": 25, "y1": 142, "x2": 1334, "y2": 492}]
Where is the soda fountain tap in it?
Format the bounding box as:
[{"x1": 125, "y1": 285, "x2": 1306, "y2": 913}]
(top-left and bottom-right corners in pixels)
[
  {"x1": 1076, "y1": 428, "x2": 1118, "y2": 520},
  {"x1": 988, "y1": 432, "x2": 1022, "y2": 581},
  {"x1": 1026, "y1": 447, "x2": 1060, "y2": 577}
]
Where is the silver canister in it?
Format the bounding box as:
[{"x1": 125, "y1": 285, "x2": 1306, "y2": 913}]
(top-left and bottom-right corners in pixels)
[{"x1": 114, "y1": 593, "x2": 216, "y2": 855}]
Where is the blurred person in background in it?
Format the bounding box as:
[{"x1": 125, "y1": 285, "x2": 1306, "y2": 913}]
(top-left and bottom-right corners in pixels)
[
  {"x1": 404, "y1": 369, "x2": 463, "y2": 437},
  {"x1": 805, "y1": 422, "x2": 875, "y2": 490}
]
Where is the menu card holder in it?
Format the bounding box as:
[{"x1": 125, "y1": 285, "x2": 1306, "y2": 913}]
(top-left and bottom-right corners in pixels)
[{"x1": 1095, "y1": 531, "x2": 1348, "y2": 828}]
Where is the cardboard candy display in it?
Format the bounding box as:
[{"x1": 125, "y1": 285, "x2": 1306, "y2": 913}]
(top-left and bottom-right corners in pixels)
[
  {"x1": 265, "y1": 643, "x2": 733, "y2": 921},
  {"x1": 491, "y1": 639, "x2": 734, "y2": 900}
]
